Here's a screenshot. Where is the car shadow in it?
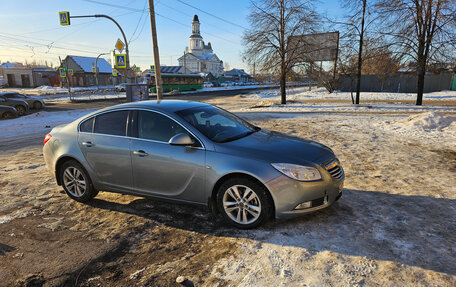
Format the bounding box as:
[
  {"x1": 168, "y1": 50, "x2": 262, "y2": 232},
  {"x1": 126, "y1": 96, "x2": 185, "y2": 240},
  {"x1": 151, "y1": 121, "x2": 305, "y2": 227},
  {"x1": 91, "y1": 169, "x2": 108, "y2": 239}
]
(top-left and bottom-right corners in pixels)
[
  {"x1": 0, "y1": 243, "x2": 16, "y2": 256},
  {"x1": 86, "y1": 189, "x2": 456, "y2": 275}
]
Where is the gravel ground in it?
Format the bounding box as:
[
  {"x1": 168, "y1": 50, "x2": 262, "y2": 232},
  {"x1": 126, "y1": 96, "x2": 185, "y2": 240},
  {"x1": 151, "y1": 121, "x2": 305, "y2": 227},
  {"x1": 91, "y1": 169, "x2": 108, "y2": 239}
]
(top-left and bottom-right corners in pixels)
[{"x1": 0, "y1": 92, "x2": 455, "y2": 286}]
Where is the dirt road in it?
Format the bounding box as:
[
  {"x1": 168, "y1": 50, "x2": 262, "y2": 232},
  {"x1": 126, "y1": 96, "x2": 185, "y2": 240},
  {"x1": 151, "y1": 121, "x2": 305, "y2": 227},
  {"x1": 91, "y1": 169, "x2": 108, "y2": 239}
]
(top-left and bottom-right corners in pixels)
[{"x1": 0, "y1": 94, "x2": 455, "y2": 286}]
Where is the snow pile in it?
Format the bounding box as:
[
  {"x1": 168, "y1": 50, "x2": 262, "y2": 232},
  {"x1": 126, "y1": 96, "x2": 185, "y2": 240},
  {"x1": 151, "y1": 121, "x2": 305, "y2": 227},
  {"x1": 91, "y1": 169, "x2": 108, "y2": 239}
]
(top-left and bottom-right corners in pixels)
[
  {"x1": 376, "y1": 112, "x2": 456, "y2": 148},
  {"x1": 0, "y1": 109, "x2": 94, "y2": 138},
  {"x1": 399, "y1": 112, "x2": 456, "y2": 131}
]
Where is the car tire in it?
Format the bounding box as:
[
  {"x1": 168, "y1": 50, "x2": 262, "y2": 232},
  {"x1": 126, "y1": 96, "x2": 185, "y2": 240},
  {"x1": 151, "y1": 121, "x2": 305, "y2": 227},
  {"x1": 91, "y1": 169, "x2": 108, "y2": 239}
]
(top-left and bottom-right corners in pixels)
[
  {"x1": 60, "y1": 160, "x2": 98, "y2": 203},
  {"x1": 2, "y1": 111, "x2": 15, "y2": 119},
  {"x1": 33, "y1": 101, "x2": 43, "y2": 109},
  {"x1": 216, "y1": 177, "x2": 273, "y2": 229},
  {"x1": 15, "y1": 105, "x2": 26, "y2": 116}
]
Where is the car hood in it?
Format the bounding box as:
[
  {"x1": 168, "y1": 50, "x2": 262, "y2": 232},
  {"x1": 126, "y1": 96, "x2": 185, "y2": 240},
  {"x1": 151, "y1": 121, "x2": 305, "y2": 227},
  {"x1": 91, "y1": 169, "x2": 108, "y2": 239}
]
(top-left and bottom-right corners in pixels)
[{"x1": 214, "y1": 129, "x2": 335, "y2": 165}]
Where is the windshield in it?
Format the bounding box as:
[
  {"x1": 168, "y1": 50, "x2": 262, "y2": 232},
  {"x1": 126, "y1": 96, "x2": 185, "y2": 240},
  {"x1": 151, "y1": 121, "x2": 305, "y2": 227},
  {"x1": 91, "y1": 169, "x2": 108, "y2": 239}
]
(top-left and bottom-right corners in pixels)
[{"x1": 176, "y1": 105, "x2": 259, "y2": 143}]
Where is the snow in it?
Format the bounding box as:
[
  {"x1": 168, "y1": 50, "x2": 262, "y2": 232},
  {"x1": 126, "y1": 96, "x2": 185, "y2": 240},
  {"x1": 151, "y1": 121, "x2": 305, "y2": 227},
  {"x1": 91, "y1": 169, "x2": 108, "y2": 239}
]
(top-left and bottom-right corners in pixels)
[
  {"x1": 0, "y1": 109, "x2": 94, "y2": 138},
  {"x1": 246, "y1": 86, "x2": 456, "y2": 101}
]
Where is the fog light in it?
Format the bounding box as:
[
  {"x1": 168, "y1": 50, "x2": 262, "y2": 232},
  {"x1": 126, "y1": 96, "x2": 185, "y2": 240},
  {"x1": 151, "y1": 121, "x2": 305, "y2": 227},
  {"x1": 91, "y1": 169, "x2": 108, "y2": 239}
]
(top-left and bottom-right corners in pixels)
[{"x1": 295, "y1": 201, "x2": 312, "y2": 210}]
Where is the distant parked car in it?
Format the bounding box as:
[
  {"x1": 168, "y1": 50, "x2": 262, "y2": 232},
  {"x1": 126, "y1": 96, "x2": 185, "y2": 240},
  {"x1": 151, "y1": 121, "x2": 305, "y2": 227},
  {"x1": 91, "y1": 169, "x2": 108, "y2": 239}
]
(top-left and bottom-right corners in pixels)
[
  {"x1": 203, "y1": 82, "x2": 213, "y2": 88},
  {"x1": 0, "y1": 92, "x2": 45, "y2": 109},
  {"x1": 0, "y1": 95, "x2": 29, "y2": 116},
  {"x1": 0, "y1": 105, "x2": 18, "y2": 119},
  {"x1": 211, "y1": 82, "x2": 221, "y2": 87},
  {"x1": 115, "y1": 83, "x2": 128, "y2": 92}
]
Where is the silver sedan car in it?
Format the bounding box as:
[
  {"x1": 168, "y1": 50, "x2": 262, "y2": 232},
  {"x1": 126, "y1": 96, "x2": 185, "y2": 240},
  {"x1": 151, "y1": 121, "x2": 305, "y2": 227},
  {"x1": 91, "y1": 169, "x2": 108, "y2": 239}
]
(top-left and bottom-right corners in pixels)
[{"x1": 43, "y1": 100, "x2": 344, "y2": 228}]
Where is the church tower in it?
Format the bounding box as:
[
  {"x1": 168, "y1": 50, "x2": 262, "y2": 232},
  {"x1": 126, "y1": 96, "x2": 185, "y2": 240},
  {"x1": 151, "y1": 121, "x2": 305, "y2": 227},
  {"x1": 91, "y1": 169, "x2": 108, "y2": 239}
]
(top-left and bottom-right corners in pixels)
[{"x1": 189, "y1": 15, "x2": 203, "y2": 56}]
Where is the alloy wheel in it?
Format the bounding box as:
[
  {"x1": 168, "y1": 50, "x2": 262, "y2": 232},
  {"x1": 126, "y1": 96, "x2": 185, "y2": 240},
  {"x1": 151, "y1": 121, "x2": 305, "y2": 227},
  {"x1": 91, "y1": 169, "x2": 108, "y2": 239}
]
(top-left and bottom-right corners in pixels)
[
  {"x1": 222, "y1": 185, "x2": 262, "y2": 225},
  {"x1": 63, "y1": 166, "x2": 87, "y2": 197}
]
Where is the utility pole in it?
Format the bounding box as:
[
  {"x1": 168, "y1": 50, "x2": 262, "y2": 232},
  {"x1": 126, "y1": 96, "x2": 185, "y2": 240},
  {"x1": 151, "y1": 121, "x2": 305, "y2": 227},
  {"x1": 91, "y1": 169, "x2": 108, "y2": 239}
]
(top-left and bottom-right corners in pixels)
[{"x1": 148, "y1": 0, "x2": 163, "y2": 100}]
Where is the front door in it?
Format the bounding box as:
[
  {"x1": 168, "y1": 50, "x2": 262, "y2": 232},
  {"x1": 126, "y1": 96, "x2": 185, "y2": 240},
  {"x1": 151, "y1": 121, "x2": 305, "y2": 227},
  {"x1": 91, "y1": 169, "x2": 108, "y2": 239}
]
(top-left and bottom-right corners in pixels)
[{"x1": 130, "y1": 110, "x2": 206, "y2": 203}]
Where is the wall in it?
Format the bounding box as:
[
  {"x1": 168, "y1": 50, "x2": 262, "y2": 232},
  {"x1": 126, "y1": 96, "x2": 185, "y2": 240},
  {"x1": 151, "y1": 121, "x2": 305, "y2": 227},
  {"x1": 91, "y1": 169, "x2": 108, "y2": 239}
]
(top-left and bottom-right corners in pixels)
[{"x1": 338, "y1": 73, "x2": 454, "y2": 93}]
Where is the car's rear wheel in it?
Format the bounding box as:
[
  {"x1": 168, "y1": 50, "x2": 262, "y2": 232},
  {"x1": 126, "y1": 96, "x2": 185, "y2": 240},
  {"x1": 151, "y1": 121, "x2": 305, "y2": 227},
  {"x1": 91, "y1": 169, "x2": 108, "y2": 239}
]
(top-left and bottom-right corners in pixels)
[
  {"x1": 216, "y1": 177, "x2": 273, "y2": 229},
  {"x1": 60, "y1": 160, "x2": 97, "y2": 202},
  {"x1": 33, "y1": 101, "x2": 43, "y2": 109},
  {"x1": 15, "y1": 105, "x2": 26, "y2": 116},
  {"x1": 2, "y1": 111, "x2": 15, "y2": 119}
]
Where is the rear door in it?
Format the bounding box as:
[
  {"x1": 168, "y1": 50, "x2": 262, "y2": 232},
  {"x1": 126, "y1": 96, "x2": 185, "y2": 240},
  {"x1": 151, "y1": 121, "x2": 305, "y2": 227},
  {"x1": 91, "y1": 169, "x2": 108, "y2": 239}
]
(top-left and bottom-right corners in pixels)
[
  {"x1": 79, "y1": 110, "x2": 133, "y2": 192},
  {"x1": 130, "y1": 110, "x2": 206, "y2": 203}
]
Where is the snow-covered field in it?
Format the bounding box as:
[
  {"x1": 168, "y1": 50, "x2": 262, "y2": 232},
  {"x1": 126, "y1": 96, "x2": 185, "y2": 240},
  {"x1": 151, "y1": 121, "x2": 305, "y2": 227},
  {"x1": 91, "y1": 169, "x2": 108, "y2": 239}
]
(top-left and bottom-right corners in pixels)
[
  {"x1": 243, "y1": 87, "x2": 456, "y2": 114},
  {"x1": 0, "y1": 109, "x2": 93, "y2": 138}
]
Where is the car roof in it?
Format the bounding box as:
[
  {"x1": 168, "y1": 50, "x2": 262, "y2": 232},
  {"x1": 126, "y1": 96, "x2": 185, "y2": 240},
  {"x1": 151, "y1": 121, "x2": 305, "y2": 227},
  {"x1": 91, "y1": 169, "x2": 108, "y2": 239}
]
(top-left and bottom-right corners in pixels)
[{"x1": 102, "y1": 100, "x2": 211, "y2": 114}]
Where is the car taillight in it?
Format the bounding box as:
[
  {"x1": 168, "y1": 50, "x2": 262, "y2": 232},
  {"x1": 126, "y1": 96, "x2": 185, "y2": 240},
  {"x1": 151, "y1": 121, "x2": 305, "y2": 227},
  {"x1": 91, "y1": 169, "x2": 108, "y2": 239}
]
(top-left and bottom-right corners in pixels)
[{"x1": 44, "y1": 134, "x2": 52, "y2": 145}]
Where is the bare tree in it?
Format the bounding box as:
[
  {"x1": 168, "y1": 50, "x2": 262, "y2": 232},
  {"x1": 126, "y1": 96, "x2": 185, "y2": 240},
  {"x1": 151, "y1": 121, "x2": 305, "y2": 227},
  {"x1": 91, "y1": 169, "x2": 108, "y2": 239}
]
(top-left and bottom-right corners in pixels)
[
  {"x1": 376, "y1": 0, "x2": 456, "y2": 105},
  {"x1": 331, "y1": 0, "x2": 379, "y2": 104},
  {"x1": 243, "y1": 0, "x2": 318, "y2": 104}
]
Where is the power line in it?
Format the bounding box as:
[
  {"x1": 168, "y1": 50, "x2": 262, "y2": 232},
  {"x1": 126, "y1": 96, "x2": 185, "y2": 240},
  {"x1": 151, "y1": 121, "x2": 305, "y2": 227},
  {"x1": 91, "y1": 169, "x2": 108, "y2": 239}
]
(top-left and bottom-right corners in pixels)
[{"x1": 174, "y1": 0, "x2": 248, "y2": 30}]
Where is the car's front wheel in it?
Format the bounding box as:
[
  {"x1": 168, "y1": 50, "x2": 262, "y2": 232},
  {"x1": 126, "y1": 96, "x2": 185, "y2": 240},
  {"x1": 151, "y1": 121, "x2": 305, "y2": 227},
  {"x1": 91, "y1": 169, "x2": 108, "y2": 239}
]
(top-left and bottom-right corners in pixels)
[
  {"x1": 15, "y1": 105, "x2": 26, "y2": 116},
  {"x1": 60, "y1": 160, "x2": 98, "y2": 202},
  {"x1": 216, "y1": 177, "x2": 273, "y2": 229},
  {"x1": 33, "y1": 101, "x2": 43, "y2": 109}
]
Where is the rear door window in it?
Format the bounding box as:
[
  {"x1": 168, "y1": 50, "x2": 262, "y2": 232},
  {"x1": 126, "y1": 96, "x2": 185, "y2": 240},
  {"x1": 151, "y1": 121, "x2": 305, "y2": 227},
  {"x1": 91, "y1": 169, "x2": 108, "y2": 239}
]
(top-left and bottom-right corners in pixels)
[
  {"x1": 80, "y1": 117, "x2": 94, "y2": 133},
  {"x1": 94, "y1": 111, "x2": 129, "y2": 136}
]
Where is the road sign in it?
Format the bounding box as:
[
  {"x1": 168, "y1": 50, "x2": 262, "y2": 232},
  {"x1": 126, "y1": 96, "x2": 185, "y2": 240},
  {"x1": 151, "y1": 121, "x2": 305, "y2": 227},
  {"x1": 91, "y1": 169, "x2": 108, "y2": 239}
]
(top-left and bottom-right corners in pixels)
[
  {"x1": 68, "y1": 69, "x2": 74, "y2": 76},
  {"x1": 150, "y1": 65, "x2": 154, "y2": 71},
  {"x1": 112, "y1": 69, "x2": 118, "y2": 76},
  {"x1": 59, "y1": 11, "x2": 70, "y2": 26},
  {"x1": 135, "y1": 67, "x2": 140, "y2": 73},
  {"x1": 92, "y1": 66, "x2": 97, "y2": 73},
  {"x1": 115, "y1": 54, "x2": 127, "y2": 68},
  {"x1": 59, "y1": 68, "x2": 66, "y2": 77},
  {"x1": 115, "y1": 39, "x2": 125, "y2": 53}
]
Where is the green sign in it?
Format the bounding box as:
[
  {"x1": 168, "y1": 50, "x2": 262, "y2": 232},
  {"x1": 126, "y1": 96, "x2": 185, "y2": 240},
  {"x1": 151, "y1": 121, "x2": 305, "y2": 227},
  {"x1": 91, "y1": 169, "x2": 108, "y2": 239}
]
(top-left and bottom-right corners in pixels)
[{"x1": 59, "y1": 11, "x2": 70, "y2": 26}]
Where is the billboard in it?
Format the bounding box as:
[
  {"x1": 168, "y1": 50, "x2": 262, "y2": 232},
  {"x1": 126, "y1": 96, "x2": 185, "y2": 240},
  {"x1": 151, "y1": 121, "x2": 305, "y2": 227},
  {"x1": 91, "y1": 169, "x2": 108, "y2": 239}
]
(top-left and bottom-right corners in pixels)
[{"x1": 288, "y1": 32, "x2": 339, "y2": 63}]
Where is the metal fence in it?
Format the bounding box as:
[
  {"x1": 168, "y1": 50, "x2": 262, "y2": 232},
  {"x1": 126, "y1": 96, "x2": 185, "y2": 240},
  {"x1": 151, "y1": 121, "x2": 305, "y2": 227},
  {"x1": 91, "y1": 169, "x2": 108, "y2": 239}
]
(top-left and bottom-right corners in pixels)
[{"x1": 338, "y1": 73, "x2": 454, "y2": 93}]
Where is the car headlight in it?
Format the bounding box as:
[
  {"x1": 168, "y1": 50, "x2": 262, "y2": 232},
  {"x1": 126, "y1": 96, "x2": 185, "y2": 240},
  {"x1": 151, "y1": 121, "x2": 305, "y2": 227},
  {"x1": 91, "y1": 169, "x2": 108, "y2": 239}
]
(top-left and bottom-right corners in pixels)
[{"x1": 271, "y1": 163, "x2": 321, "y2": 181}]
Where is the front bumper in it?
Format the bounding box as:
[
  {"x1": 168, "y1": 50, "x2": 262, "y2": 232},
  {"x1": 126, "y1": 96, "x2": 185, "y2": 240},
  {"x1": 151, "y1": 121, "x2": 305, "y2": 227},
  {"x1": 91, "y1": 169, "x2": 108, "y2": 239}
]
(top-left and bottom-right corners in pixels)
[{"x1": 266, "y1": 171, "x2": 344, "y2": 219}]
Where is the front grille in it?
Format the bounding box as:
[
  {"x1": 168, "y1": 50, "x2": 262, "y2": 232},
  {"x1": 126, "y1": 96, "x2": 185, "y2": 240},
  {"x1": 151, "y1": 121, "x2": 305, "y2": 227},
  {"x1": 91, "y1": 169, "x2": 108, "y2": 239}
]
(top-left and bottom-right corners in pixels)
[
  {"x1": 311, "y1": 197, "x2": 325, "y2": 207},
  {"x1": 324, "y1": 159, "x2": 344, "y2": 180}
]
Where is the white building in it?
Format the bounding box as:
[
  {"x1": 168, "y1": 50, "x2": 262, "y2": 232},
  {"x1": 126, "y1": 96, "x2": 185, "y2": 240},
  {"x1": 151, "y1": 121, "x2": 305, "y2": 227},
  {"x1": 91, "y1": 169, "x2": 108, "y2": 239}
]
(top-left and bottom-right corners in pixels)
[{"x1": 178, "y1": 15, "x2": 224, "y2": 77}]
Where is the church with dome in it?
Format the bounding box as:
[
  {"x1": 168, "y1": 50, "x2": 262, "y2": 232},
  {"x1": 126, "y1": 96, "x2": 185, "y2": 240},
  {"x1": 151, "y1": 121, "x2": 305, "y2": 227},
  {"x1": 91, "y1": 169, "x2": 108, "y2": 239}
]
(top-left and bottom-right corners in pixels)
[{"x1": 178, "y1": 15, "x2": 224, "y2": 77}]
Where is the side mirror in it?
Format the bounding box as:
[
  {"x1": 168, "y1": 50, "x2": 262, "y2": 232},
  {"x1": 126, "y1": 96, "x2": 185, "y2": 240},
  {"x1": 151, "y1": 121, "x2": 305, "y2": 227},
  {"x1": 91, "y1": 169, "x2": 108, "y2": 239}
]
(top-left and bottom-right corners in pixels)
[{"x1": 169, "y1": 133, "x2": 195, "y2": 146}]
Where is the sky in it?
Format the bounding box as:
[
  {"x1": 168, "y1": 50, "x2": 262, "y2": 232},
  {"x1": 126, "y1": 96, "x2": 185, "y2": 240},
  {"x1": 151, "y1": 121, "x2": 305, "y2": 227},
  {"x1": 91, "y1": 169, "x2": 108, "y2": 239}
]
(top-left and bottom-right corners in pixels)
[{"x1": 0, "y1": 0, "x2": 341, "y2": 73}]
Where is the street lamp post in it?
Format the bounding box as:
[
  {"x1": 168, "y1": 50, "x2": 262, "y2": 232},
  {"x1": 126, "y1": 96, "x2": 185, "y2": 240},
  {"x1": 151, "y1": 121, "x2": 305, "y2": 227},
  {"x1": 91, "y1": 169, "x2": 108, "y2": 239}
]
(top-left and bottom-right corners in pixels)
[
  {"x1": 95, "y1": 52, "x2": 109, "y2": 89},
  {"x1": 65, "y1": 14, "x2": 132, "y2": 83}
]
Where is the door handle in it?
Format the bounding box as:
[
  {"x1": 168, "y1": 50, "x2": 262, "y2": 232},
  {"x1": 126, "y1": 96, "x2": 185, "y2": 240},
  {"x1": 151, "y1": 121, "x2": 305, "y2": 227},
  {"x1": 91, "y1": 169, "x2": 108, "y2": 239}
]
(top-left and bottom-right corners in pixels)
[
  {"x1": 133, "y1": 150, "x2": 148, "y2": 157},
  {"x1": 82, "y1": 141, "x2": 93, "y2": 147}
]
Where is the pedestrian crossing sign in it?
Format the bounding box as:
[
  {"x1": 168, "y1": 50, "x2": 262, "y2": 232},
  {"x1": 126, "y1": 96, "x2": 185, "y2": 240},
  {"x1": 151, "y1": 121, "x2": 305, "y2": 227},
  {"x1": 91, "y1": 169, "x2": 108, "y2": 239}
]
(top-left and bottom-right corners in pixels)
[
  {"x1": 68, "y1": 69, "x2": 74, "y2": 76},
  {"x1": 92, "y1": 66, "x2": 97, "y2": 73},
  {"x1": 115, "y1": 54, "x2": 127, "y2": 68},
  {"x1": 59, "y1": 11, "x2": 70, "y2": 26},
  {"x1": 135, "y1": 67, "x2": 140, "y2": 73},
  {"x1": 112, "y1": 69, "x2": 118, "y2": 76},
  {"x1": 59, "y1": 68, "x2": 66, "y2": 77}
]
